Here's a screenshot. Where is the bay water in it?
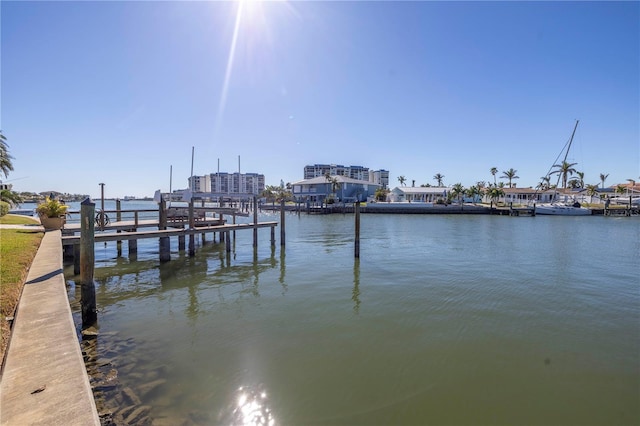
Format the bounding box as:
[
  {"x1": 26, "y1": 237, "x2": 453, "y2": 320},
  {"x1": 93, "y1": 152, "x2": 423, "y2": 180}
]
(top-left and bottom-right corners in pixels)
[{"x1": 56, "y1": 201, "x2": 638, "y2": 425}]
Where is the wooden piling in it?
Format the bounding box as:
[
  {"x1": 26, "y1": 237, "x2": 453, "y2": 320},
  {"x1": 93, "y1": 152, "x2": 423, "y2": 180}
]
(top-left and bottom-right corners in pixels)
[
  {"x1": 354, "y1": 202, "x2": 360, "y2": 258},
  {"x1": 178, "y1": 235, "x2": 186, "y2": 251},
  {"x1": 159, "y1": 198, "x2": 167, "y2": 229},
  {"x1": 253, "y1": 196, "x2": 258, "y2": 248},
  {"x1": 232, "y1": 213, "x2": 236, "y2": 240},
  {"x1": 128, "y1": 239, "x2": 137, "y2": 258},
  {"x1": 280, "y1": 199, "x2": 286, "y2": 247},
  {"x1": 116, "y1": 199, "x2": 122, "y2": 257},
  {"x1": 80, "y1": 198, "x2": 97, "y2": 329},
  {"x1": 159, "y1": 197, "x2": 171, "y2": 262},
  {"x1": 73, "y1": 244, "x2": 80, "y2": 275},
  {"x1": 188, "y1": 200, "x2": 195, "y2": 257},
  {"x1": 159, "y1": 237, "x2": 171, "y2": 262}
]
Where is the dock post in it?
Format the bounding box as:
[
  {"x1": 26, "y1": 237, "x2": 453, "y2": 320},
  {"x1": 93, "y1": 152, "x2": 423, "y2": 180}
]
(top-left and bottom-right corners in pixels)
[
  {"x1": 116, "y1": 199, "x2": 122, "y2": 257},
  {"x1": 253, "y1": 196, "x2": 258, "y2": 248},
  {"x1": 354, "y1": 201, "x2": 360, "y2": 258},
  {"x1": 226, "y1": 231, "x2": 231, "y2": 252},
  {"x1": 159, "y1": 236, "x2": 171, "y2": 263},
  {"x1": 271, "y1": 226, "x2": 275, "y2": 247},
  {"x1": 200, "y1": 201, "x2": 207, "y2": 244},
  {"x1": 128, "y1": 239, "x2": 137, "y2": 259},
  {"x1": 188, "y1": 200, "x2": 195, "y2": 257},
  {"x1": 532, "y1": 202, "x2": 536, "y2": 217},
  {"x1": 178, "y1": 235, "x2": 186, "y2": 251},
  {"x1": 80, "y1": 198, "x2": 97, "y2": 330},
  {"x1": 73, "y1": 244, "x2": 80, "y2": 275},
  {"x1": 159, "y1": 197, "x2": 171, "y2": 262},
  {"x1": 99, "y1": 183, "x2": 105, "y2": 231},
  {"x1": 280, "y1": 199, "x2": 285, "y2": 247}
]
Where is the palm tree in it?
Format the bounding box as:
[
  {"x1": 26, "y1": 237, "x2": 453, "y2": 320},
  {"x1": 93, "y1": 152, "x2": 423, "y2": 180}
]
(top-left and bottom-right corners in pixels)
[
  {"x1": 433, "y1": 173, "x2": 445, "y2": 187},
  {"x1": 325, "y1": 173, "x2": 341, "y2": 199},
  {"x1": 0, "y1": 188, "x2": 22, "y2": 207},
  {"x1": 615, "y1": 184, "x2": 626, "y2": 197},
  {"x1": 490, "y1": 167, "x2": 498, "y2": 187},
  {"x1": 0, "y1": 131, "x2": 15, "y2": 178},
  {"x1": 599, "y1": 173, "x2": 609, "y2": 189},
  {"x1": 451, "y1": 183, "x2": 465, "y2": 204},
  {"x1": 466, "y1": 185, "x2": 482, "y2": 204},
  {"x1": 260, "y1": 186, "x2": 276, "y2": 202},
  {"x1": 500, "y1": 168, "x2": 519, "y2": 188},
  {"x1": 585, "y1": 184, "x2": 599, "y2": 204},
  {"x1": 569, "y1": 171, "x2": 585, "y2": 189},
  {"x1": 551, "y1": 161, "x2": 578, "y2": 189},
  {"x1": 397, "y1": 175, "x2": 406, "y2": 186},
  {"x1": 537, "y1": 176, "x2": 551, "y2": 191},
  {"x1": 485, "y1": 187, "x2": 505, "y2": 206},
  {"x1": 374, "y1": 187, "x2": 389, "y2": 202},
  {"x1": 330, "y1": 177, "x2": 341, "y2": 197}
]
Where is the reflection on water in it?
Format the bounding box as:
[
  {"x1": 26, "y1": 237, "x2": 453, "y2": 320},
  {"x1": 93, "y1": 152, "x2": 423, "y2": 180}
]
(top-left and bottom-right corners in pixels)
[
  {"x1": 219, "y1": 385, "x2": 275, "y2": 426},
  {"x1": 67, "y1": 212, "x2": 640, "y2": 425}
]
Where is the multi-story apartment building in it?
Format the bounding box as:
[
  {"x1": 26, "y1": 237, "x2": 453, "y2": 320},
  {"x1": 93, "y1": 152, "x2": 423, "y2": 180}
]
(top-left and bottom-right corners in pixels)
[
  {"x1": 303, "y1": 164, "x2": 389, "y2": 188},
  {"x1": 190, "y1": 172, "x2": 265, "y2": 196},
  {"x1": 369, "y1": 169, "x2": 389, "y2": 189},
  {"x1": 188, "y1": 175, "x2": 211, "y2": 193}
]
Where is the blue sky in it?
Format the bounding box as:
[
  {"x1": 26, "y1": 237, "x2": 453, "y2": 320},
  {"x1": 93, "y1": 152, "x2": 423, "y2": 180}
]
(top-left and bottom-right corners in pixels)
[{"x1": 2, "y1": 0, "x2": 638, "y2": 198}]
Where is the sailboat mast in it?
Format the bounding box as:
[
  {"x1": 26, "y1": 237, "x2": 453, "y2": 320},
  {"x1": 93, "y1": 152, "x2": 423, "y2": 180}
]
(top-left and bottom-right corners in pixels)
[
  {"x1": 561, "y1": 120, "x2": 580, "y2": 166},
  {"x1": 552, "y1": 120, "x2": 580, "y2": 191}
]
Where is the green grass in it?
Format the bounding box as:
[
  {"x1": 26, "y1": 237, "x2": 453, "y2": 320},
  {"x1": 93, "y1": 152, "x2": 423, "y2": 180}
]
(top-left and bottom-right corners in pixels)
[
  {"x1": 0, "y1": 214, "x2": 40, "y2": 225},
  {"x1": 0, "y1": 227, "x2": 43, "y2": 364}
]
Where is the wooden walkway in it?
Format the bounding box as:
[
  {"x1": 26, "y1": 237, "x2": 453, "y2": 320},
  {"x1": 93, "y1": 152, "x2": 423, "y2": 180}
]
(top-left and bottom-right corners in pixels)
[
  {"x1": 62, "y1": 218, "x2": 227, "y2": 233},
  {"x1": 61, "y1": 222, "x2": 278, "y2": 246}
]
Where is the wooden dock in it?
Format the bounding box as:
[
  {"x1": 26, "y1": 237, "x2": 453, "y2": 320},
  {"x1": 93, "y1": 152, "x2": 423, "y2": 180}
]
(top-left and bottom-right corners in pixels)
[
  {"x1": 61, "y1": 199, "x2": 281, "y2": 270},
  {"x1": 61, "y1": 222, "x2": 278, "y2": 246}
]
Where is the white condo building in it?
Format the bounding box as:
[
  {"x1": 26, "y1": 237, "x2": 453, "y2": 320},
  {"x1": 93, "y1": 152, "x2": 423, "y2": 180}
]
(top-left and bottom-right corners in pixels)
[
  {"x1": 189, "y1": 172, "x2": 265, "y2": 196},
  {"x1": 303, "y1": 164, "x2": 389, "y2": 188}
]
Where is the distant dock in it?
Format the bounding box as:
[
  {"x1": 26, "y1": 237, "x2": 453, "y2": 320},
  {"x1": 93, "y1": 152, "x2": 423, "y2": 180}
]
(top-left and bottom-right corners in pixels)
[
  {"x1": 61, "y1": 201, "x2": 280, "y2": 268},
  {"x1": 260, "y1": 202, "x2": 638, "y2": 217}
]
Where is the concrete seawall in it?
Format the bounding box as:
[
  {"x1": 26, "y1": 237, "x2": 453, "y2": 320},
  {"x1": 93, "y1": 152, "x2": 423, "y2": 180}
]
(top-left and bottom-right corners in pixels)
[{"x1": 0, "y1": 230, "x2": 100, "y2": 425}]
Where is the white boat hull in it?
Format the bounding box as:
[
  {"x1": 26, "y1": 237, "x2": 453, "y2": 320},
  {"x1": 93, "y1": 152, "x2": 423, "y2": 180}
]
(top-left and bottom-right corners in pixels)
[{"x1": 536, "y1": 204, "x2": 591, "y2": 216}]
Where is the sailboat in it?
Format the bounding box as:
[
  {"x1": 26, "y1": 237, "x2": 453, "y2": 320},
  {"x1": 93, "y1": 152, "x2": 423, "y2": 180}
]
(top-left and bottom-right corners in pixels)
[{"x1": 535, "y1": 120, "x2": 592, "y2": 216}]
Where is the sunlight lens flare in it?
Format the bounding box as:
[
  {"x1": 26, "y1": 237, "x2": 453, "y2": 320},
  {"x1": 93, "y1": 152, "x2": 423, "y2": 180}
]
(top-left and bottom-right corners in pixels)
[
  {"x1": 214, "y1": 0, "x2": 291, "y2": 141},
  {"x1": 221, "y1": 385, "x2": 275, "y2": 426},
  {"x1": 214, "y1": 0, "x2": 244, "y2": 140}
]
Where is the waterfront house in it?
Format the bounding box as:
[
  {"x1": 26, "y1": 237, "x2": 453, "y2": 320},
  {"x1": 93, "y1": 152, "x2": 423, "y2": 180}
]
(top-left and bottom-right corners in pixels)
[
  {"x1": 389, "y1": 187, "x2": 451, "y2": 203},
  {"x1": 291, "y1": 176, "x2": 380, "y2": 203},
  {"x1": 479, "y1": 187, "x2": 562, "y2": 205},
  {"x1": 481, "y1": 187, "x2": 606, "y2": 205}
]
